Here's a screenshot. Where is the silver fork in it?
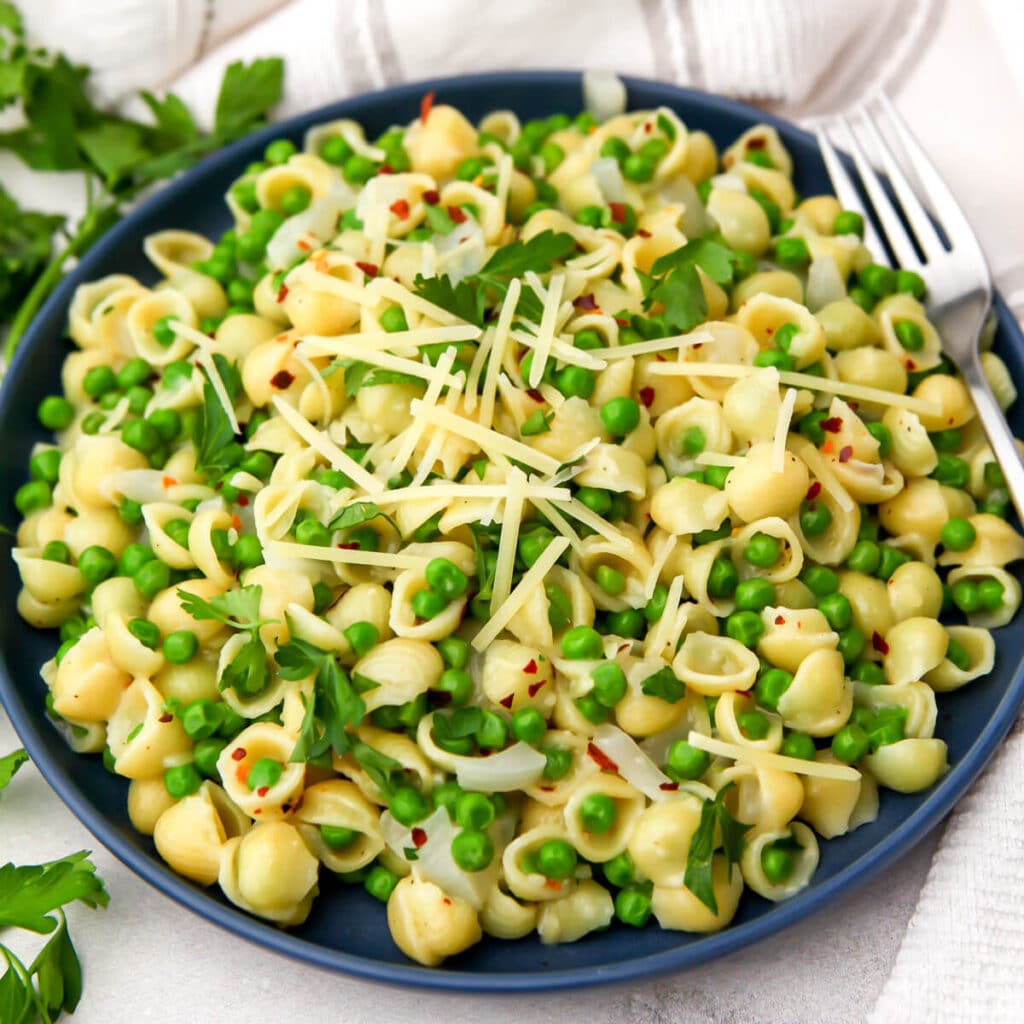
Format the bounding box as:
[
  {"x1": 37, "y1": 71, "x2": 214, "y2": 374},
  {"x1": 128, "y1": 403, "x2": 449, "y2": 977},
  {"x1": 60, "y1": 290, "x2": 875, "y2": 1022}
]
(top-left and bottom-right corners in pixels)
[{"x1": 816, "y1": 94, "x2": 1024, "y2": 520}]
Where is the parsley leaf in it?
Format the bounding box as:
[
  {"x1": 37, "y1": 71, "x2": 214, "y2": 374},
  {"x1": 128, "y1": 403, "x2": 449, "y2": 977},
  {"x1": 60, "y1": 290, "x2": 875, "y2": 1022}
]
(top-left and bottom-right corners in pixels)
[
  {"x1": 219, "y1": 635, "x2": 271, "y2": 699},
  {"x1": 684, "y1": 784, "x2": 751, "y2": 914},
  {"x1": 641, "y1": 262, "x2": 707, "y2": 334},
  {"x1": 350, "y1": 740, "x2": 404, "y2": 797},
  {"x1": 192, "y1": 365, "x2": 240, "y2": 478},
  {"x1": 412, "y1": 274, "x2": 486, "y2": 327},
  {"x1": 423, "y1": 203, "x2": 457, "y2": 236},
  {"x1": 650, "y1": 237, "x2": 736, "y2": 286},
  {"x1": 0, "y1": 187, "x2": 64, "y2": 325},
  {"x1": 328, "y1": 501, "x2": 401, "y2": 536},
  {"x1": 214, "y1": 58, "x2": 285, "y2": 140},
  {"x1": 276, "y1": 635, "x2": 365, "y2": 762},
  {"x1": 177, "y1": 585, "x2": 270, "y2": 631},
  {"x1": 476, "y1": 230, "x2": 576, "y2": 282},
  {"x1": 640, "y1": 666, "x2": 686, "y2": 704},
  {"x1": 339, "y1": 360, "x2": 421, "y2": 398},
  {"x1": 520, "y1": 409, "x2": 553, "y2": 436},
  {"x1": 0, "y1": 748, "x2": 27, "y2": 793},
  {"x1": 0, "y1": 853, "x2": 109, "y2": 934}
]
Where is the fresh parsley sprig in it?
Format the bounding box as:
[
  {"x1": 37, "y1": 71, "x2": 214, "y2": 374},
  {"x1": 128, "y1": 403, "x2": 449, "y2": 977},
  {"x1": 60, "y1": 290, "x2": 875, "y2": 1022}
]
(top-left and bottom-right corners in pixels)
[
  {"x1": 684, "y1": 783, "x2": 751, "y2": 914},
  {"x1": 192, "y1": 355, "x2": 242, "y2": 479},
  {"x1": 0, "y1": 748, "x2": 28, "y2": 792},
  {"x1": 328, "y1": 501, "x2": 401, "y2": 537},
  {"x1": 0, "y1": 1, "x2": 284, "y2": 362}
]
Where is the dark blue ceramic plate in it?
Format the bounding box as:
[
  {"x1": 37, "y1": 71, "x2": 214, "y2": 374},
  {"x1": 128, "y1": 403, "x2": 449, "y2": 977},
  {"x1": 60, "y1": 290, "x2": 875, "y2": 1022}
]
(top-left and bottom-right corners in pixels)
[{"x1": 2, "y1": 71, "x2": 1022, "y2": 993}]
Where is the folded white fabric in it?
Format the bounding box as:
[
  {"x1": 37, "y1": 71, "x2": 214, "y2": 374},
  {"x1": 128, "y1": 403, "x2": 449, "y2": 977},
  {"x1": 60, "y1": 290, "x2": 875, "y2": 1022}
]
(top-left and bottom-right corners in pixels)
[
  {"x1": 21, "y1": 0, "x2": 934, "y2": 123},
  {"x1": 870, "y1": 726, "x2": 1024, "y2": 1022}
]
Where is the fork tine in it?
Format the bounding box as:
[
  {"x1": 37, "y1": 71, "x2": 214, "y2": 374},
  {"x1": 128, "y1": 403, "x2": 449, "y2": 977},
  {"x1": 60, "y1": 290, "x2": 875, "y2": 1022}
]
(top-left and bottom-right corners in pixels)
[
  {"x1": 858, "y1": 101, "x2": 945, "y2": 262},
  {"x1": 814, "y1": 127, "x2": 889, "y2": 266},
  {"x1": 840, "y1": 112, "x2": 922, "y2": 270},
  {"x1": 877, "y1": 93, "x2": 987, "y2": 266}
]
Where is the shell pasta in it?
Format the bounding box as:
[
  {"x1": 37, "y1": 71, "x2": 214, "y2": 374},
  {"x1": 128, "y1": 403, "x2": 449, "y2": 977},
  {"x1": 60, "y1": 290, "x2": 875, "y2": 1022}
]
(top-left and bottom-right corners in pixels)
[{"x1": 14, "y1": 85, "x2": 1024, "y2": 968}]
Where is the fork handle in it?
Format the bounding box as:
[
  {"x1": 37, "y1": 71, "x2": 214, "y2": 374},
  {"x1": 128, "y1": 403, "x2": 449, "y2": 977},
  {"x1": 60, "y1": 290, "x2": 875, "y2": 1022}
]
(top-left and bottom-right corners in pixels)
[{"x1": 962, "y1": 355, "x2": 1024, "y2": 523}]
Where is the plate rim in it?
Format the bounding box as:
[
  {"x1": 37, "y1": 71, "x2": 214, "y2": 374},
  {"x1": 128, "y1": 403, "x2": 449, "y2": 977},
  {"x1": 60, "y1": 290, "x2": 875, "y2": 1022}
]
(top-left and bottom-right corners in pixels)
[{"x1": 2, "y1": 68, "x2": 1023, "y2": 993}]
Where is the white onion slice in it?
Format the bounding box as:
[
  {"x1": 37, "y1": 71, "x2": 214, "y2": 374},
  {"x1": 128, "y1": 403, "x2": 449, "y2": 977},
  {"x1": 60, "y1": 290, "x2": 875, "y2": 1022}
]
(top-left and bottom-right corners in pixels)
[
  {"x1": 456, "y1": 742, "x2": 546, "y2": 792},
  {"x1": 266, "y1": 181, "x2": 355, "y2": 270},
  {"x1": 805, "y1": 254, "x2": 846, "y2": 312},
  {"x1": 98, "y1": 469, "x2": 212, "y2": 506},
  {"x1": 591, "y1": 157, "x2": 626, "y2": 204},
  {"x1": 583, "y1": 70, "x2": 627, "y2": 122},
  {"x1": 591, "y1": 723, "x2": 675, "y2": 801},
  {"x1": 434, "y1": 217, "x2": 487, "y2": 283}
]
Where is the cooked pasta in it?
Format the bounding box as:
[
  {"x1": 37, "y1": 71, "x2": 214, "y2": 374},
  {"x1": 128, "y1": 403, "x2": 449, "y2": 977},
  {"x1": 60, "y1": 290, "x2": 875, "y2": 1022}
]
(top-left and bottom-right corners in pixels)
[{"x1": 13, "y1": 84, "x2": 1023, "y2": 968}]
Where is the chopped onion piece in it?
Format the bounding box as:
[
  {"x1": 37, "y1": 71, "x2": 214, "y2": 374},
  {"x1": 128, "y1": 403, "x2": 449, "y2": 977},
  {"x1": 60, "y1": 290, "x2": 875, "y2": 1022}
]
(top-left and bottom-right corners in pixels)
[
  {"x1": 455, "y1": 742, "x2": 546, "y2": 792},
  {"x1": 709, "y1": 173, "x2": 747, "y2": 194},
  {"x1": 658, "y1": 176, "x2": 713, "y2": 238},
  {"x1": 591, "y1": 723, "x2": 675, "y2": 801},
  {"x1": 98, "y1": 468, "x2": 212, "y2": 506},
  {"x1": 434, "y1": 217, "x2": 487, "y2": 283},
  {"x1": 591, "y1": 157, "x2": 626, "y2": 204},
  {"x1": 266, "y1": 181, "x2": 355, "y2": 270},
  {"x1": 583, "y1": 70, "x2": 627, "y2": 122},
  {"x1": 806, "y1": 254, "x2": 846, "y2": 312}
]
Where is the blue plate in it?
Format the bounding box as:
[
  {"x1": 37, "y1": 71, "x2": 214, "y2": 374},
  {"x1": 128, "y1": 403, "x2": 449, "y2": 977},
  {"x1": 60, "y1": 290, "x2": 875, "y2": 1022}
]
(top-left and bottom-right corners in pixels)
[{"x1": 2, "y1": 71, "x2": 1023, "y2": 992}]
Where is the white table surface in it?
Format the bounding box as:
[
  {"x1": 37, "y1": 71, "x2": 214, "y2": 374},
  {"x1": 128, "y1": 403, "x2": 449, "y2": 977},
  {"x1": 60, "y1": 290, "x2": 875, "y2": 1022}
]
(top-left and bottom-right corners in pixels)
[{"x1": 2, "y1": 2, "x2": 1022, "y2": 1021}]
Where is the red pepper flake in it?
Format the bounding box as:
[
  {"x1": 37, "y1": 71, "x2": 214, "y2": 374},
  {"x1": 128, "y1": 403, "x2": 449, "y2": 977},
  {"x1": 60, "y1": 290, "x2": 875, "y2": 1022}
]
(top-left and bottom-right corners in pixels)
[
  {"x1": 276, "y1": 282, "x2": 289, "y2": 304},
  {"x1": 270, "y1": 369, "x2": 295, "y2": 390},
  {"x1": 573, "y1": 293, "x2": 598, "y2": 311},
  {"x1": 838, "y1": 445, "x2": 854, "y2": 463},
  {"x1": 636, "y1": 228, "x2": 652, "y2": 238},
  {"x1": 638, "y1": 386, "x2": 655, "y2": 408},
  {"x1": 499, "y1": 694, "x2": 514, "y2": 709},
  {"x1": 297, "y1": 238, "x2": 311, "y2": 252},
  {"x1": 905, "y1": 359, "x2": 917, "y2": 371},
  {"x1": 822, "y1": 440, "x2": 835, "y2": 455},
  {"x1": 237, "y1": 493, "x2": 250, "y2": 507},
  {"x1": 378, "y1": 164, "x2": 394, "y2": 175},
  {"x1": 538, "y1": 785, "x2": 555, "y2": 792},
  {"x1": 420, "y1": 90, "x2": 435, "y2": 124},
  {"x1": 608, "y1": 202, "x2": 626, "y2": 224},
  {"x1": 872, "y1": 631, "x2": 890, "y2": 655},
  {"x1": 231, "y1": 514, "x2": 243, "y2": 532},
  {"x1": 587, "y1": 742, "x2": 618, "y2": 773},
  {"x1": 447, "y1": 205, "x2": 467, "y2": 224},
  {"x1": 528, "y1": 678, "x2": 547, "y2": 697},
  {"x1": 775, "y1": 614, "x2": 786, "y2": 625},
  {"x1": 337, "y1": 542, "x2": 359, "y2": 550},
  {"x1": 253, "y1": 808, "x2": 261, "y2": 814},
  {"x1": 523, "y1": 659, "x2": 538, "y2": 675},
  {"x1": 655, "y1": 353, "x2": 666, "y2": 362},
  {"x1": 390, "y1": 198, "x2": 410, "y2": 220},
  {"x1": 821, "y1": 416, "x2": 843, "y2": 433},
  {"x1": 355, "y1": 261, "x2": 379, "y2": 278},
  {"x1": 257, "y1": 786, "x2": 269, "y2": 797},
  {"x1": 544, "y1": 879, "x2": 563, "y2": 891},
  {"x1": 748, "y1": 137, "x2": 766, "y2": 150},
  {"x1": 615, "y1": 317, "x2": 630, "y2": 327},
  {"x1": 161, "y1": 475, "x2": 177, "y2": 490},
  {"x1": 422, "y1": 189, "x2": 440, "y2": 205},
  {"x1": 806, "y1": 481, "x2": 822, "y2": 501},
  {"x1": 231, "y1": 747, "x2": 247, "y2": 761},
  {"x1": 158, "y1": 712, "x2": 172, "y2": 723},
  {"x1": 644, "y1": 122, "x2": 653, "y2": 133},
  {"x1": 235, "y1": 763, "x2": 250, "y2": 785},
  {"x1": 659, "y1": 781, "x2": 679, "y2": 792},
  {"x1": 411, "y1": 826, "x2": 428, "y2": 848},
  {"x1": 526, "y1": 388, "x2": 544, "y2": 403}
]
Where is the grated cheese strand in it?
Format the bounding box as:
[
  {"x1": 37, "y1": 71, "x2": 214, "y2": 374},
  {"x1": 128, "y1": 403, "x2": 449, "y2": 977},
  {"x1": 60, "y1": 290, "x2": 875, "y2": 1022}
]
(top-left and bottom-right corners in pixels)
[
  {"x1": 190, "y1": 345, "x2": 241, "y2": 435},
  {"x1": 585, "y1": 328, "x2": 713, "y2": 361},
  {"x1": 266, "y1": 540, "x2": 428, "y2": 570},
  {"x1": 772, "y1": 387, "x2": 798, "y2": 473},
  {"x1": 526, "y1": 272, "x2": 565, "y2": 388},
  {"x1": 686, "y1": 731, "x2": 862, "y2": 781},
  {"x1": 471, "y1": 537, "x2": 570, "y2": 651},
  {"x1": 300, "y1": 323, "x2": 481, "y2": 357},
  {"x1": 527, "y1": 496, "x2": 585, "y2": 554},
  {"x1": 491, "y1": 467, "x2": 527, "y2": 614},
  {"x1": 643, "y1": 574, "x2": 684, "y2": 659},
  {"x1": 270, "y1": 396, "x2": 383, "y2": 494},
  {"x1": 479, "y1": 278, "x2": 521, "y2": 428},
  {"x1": 374, "y1": 482, "x2": 570, "y2": 505},
  {"x1": 788, "y1": 435, "x2": 856, "y2": 512}
]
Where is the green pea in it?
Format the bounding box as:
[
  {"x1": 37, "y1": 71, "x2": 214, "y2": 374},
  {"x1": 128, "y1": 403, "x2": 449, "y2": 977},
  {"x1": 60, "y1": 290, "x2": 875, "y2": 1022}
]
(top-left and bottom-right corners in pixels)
[
  {"x1": 774, "y1": 322, "x2": 800, "y2": 352},
  {"x1": 41, "y1": 540, "x2": 70, "y2": 563},
  {"x1": 615, "y1": 887, "x2": 652, "y2": 927},
  {"x1": 761, "y1": 843, "x2": 795, "y2": 884},
  {"x1": 704, "y1": 464, "x2": 731, "y2": 490},
  {"x1": 264, "y1": 138, "x2": 296, "y2": 165},
  {"x1": 876, "y1": 545, "x2": 911, "y2": 580},
  {"x1": 411, "y1": 588, "x2": 447, "y2": 621},
  {"x1": 451, "y1": 830, "x2": 495, "y2": 872},
  {"x1": 929, "y1": 428, "x2": 961, "y2": 454},
  {"x1": 604, "y1": 608, "x2": 645, "y2": 639},
  {"x1": 164, "y1": 762, "x2": 202, "y2": 799},
  {"x1": 599, "y1": 137, "x2": 630, "y2": 164},
  {"x1": 801, "y1": 565, "x2": 839, "y2": 596},
  {"x1": 645, "y1": 584, "x2": 669, "y2": 623},
  {"x1": 622, "y1": 153, "x2": 656, "y2": 182},
  {"x1": 859, "y1": 263, "x2": 897, "y2": 298},
  {"x1": 540, "y1": 140, "x2": 564, "y2": 174},
  {"x1": 230, "y1": 179, "x2": 259, "y2": 213},
  {"x1": 849, "y1": 285, "x2": 875, "y2": 311},
  {"x1": 341, "y1": 621, "x2": 377, "y2": 658},
  {"x1": 737, "y1": 710, "x2": 770, "y2": 740},
  {"x1": 151, "y1": 315, "x2": 179, "y2": 348},
  {"x1": 591, "y1": 662, "x2": 628, "y2": 708},
  {"x1": 725, "y1": 610, "x2": 764, "y2": 648},
  {"x1": 775, "y1": 236, "x2": 810, "y2": 268},
  {"x1": 437, "y1": 637, "x2": 469, "y2": 670},
  {"x1": 798, "y1": 409, "x2": 829, "y2": 446},
  {"x1": 292, "y1": 518, "x2": 329, "y2": 547},
  {"x1": 250, "y1": 208, "x2": 285, "y2": 240},
  {"x1": 894, "y1": 319, "x2": 924, "y2": 352},
  {"x1": 363, "y1": 864, "x2": 399, "y2": 902},
  {"x1": 83, "y1": 365, "x2": 118, "y2": 398},
  {"x1": 599, "y1": 396, "x2": 641, "y2": 437},
  {"x1": 97, "y1": 389, "x2": 122, "y2": 412},
  {"x1": 578, "y1": 793, "x2": 617, "y2": 834},
  {"x1": 932, "y1": 453, "x2": 970, "y2": 489},
  {"x1": 280, "y1": 185, "x2": 311, "y2": 216},
  {"x1": 575, "y1": 693, "x2": 610, "y2": 724},
  {"x1": 753, "y1": 349, "x2": 795, "y2": 371},
  {"x1": 895, "y1": 269, "x2": 926, "y2": 299},
  {"x1": 601, "y1": 202, "x2": 638, "y2": 235},
  {"x1": 455, "y1": 792, "x2": 496, "y2": 832},
  {"x1": 425, "y1": 557, "x2": 469, "y2": 599},
  {"x1": 837, "y1": 627, "x2": 866, "y2": 664},
  {"x1": 754, "y1": 668, "x2": 793, "y2": 711},
  {"x1": 77, "y1": 545, "x2": 117, "y2": 584},
  {"x1": 575, "y1": 205, "x2": 604, "y2": 228},
  {"x1": 389, "y1": 785, "x2": 430, "y2": 826},
  {"x1": 846, "y1": 540, "x2": 881, "y2": 574},
  {"x1": 745, "y1": 532, "x2": 781, "y2": 568},
  {"x1": 38, "y1": 395, "x2": 75, "y2": 431},
  {"x1": 59, "y1": 616, "x2": 88, "y2": 644},
  {"x1": 510, "y1": 705, "x2": 547, "y2": 745},
  {"x1": 181, "y1": 700, "x2": 224, "y2": 741},
  {"x1": 607, "y1": 492, "x2": 630, "y2": 522},
  {"x1": 314, "y1": 824, "x2": 357, "y2": 851},
  {"x1": 680, "y1": 425, "x2": 706, "y2": 456},
  {"x1": 343, "y1": 153, "x2": 378, "y2": 184},
  {"x1": 233, "y1": 535, "x2": 264, "y2": 569},
  {"x1": 163, "y1": 518, "x2": 191, "y2": 549},
  {"x1": 832, "y1": 723, "x2": 870, "y2": 763},
  {"x1": 318, "y1": 134, "x2": 352, "y2": 166},
  {"x1": 555, "y1": 364, "x2": 596, "y2": 399},
  {"x1": 536, "y1": 839, "x2": 577, "y2": 880},
  {"x1": 476, "y1": 710, "x2": 509, "y2": 751},
  {"x1": 977, "y1": 578, "x2": 1005, "y2": 611},
  {"x1": 851, "y1": 659, "x2": 886, "y2": 684},
  {"x1": 596, "y1": 564, "x2": 626, "y2": 596},
  {"x1": 517, "y1": 527, "x2": 554, "y2": 570},
  {"x1": 800, "y1": 500, "x2": 832, "y2": 537},
  {"x1": 707, "y1": 556, "x2": 739, "y2": 599},
  {"x1": 164, "y1": 630, "x2": 198, "y2": 664},
  {"x1": 832, "y1": 210, "x2": 865, "y2": 237},
  {"x1": 940, "y1": 517, "x2": 976, "y2": 552},
  {"x1": 748, "y1": 188, "x2": 781, "y2": 232},
  {"x1": 945, "y1": 636, "x2": 971, "y2": 671},
  {"x1": 666, "y1": 740, "x2": 710, "y2": 781},
  {"x1": 780, "y1": 732, "x2": 817, "y2": 760},
  {"x1": 541, "y1": 745, "x2": 572, "y2": 782},
  {"x1": 134, "y1": 558, "x2": 170, "y2": 599},
  {"x1": 816, "y1": 594, "x2": 851, "y2": 633},
  {"x1": 121, "y1": 418, "x2": 160, "y2": 455},
  {"x1": 128, "y1": 618, "x2": 161, "y2": 650},
  {"x1": 734, "y1": 577, "x2": 775, "y2": 612},
  {"x1": 544, "y1": 584, "x2": 572, "y2": 632},
  {"x1": 561, "y1": 625, "x2": 603, "y2": 660}
]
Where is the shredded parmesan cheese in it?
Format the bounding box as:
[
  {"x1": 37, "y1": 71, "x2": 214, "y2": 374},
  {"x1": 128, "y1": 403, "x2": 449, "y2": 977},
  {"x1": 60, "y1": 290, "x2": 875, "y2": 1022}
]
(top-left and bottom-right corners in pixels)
[
  {"x1": 491, "y1": 467, "x2": 527, "y2": 614},
  {"x1": 788, "y1": 435, "x2": 856, "y2": 512},
  {"x1": 266, "y1": 540, "x2": 428, "y2": 570},
  {"x1": 686, "y1": 731, "x2": 862, "y2": 781},
  {"x1": 772, "y1": 387, "x2": 798, "y2": 473},
  {"x1": 479, "y1": 278, "x2": 520, "y2": 428},
  {"x1": 525, "y1": 272, "x2": 565, "y2": 388}
]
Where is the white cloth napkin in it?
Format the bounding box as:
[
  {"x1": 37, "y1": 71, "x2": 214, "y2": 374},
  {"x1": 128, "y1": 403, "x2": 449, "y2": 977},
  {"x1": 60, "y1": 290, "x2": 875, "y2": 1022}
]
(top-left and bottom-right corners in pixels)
[{"x1": 10, "y1": 3, "x2": 1024, "y2": 1021}]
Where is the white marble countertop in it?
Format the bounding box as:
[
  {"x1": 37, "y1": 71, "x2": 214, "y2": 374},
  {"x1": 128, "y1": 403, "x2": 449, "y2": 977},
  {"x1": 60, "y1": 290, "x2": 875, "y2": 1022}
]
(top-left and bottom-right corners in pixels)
[{"x1": 2, "y1": 3, "x2": 1022, "y2": 1021}]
